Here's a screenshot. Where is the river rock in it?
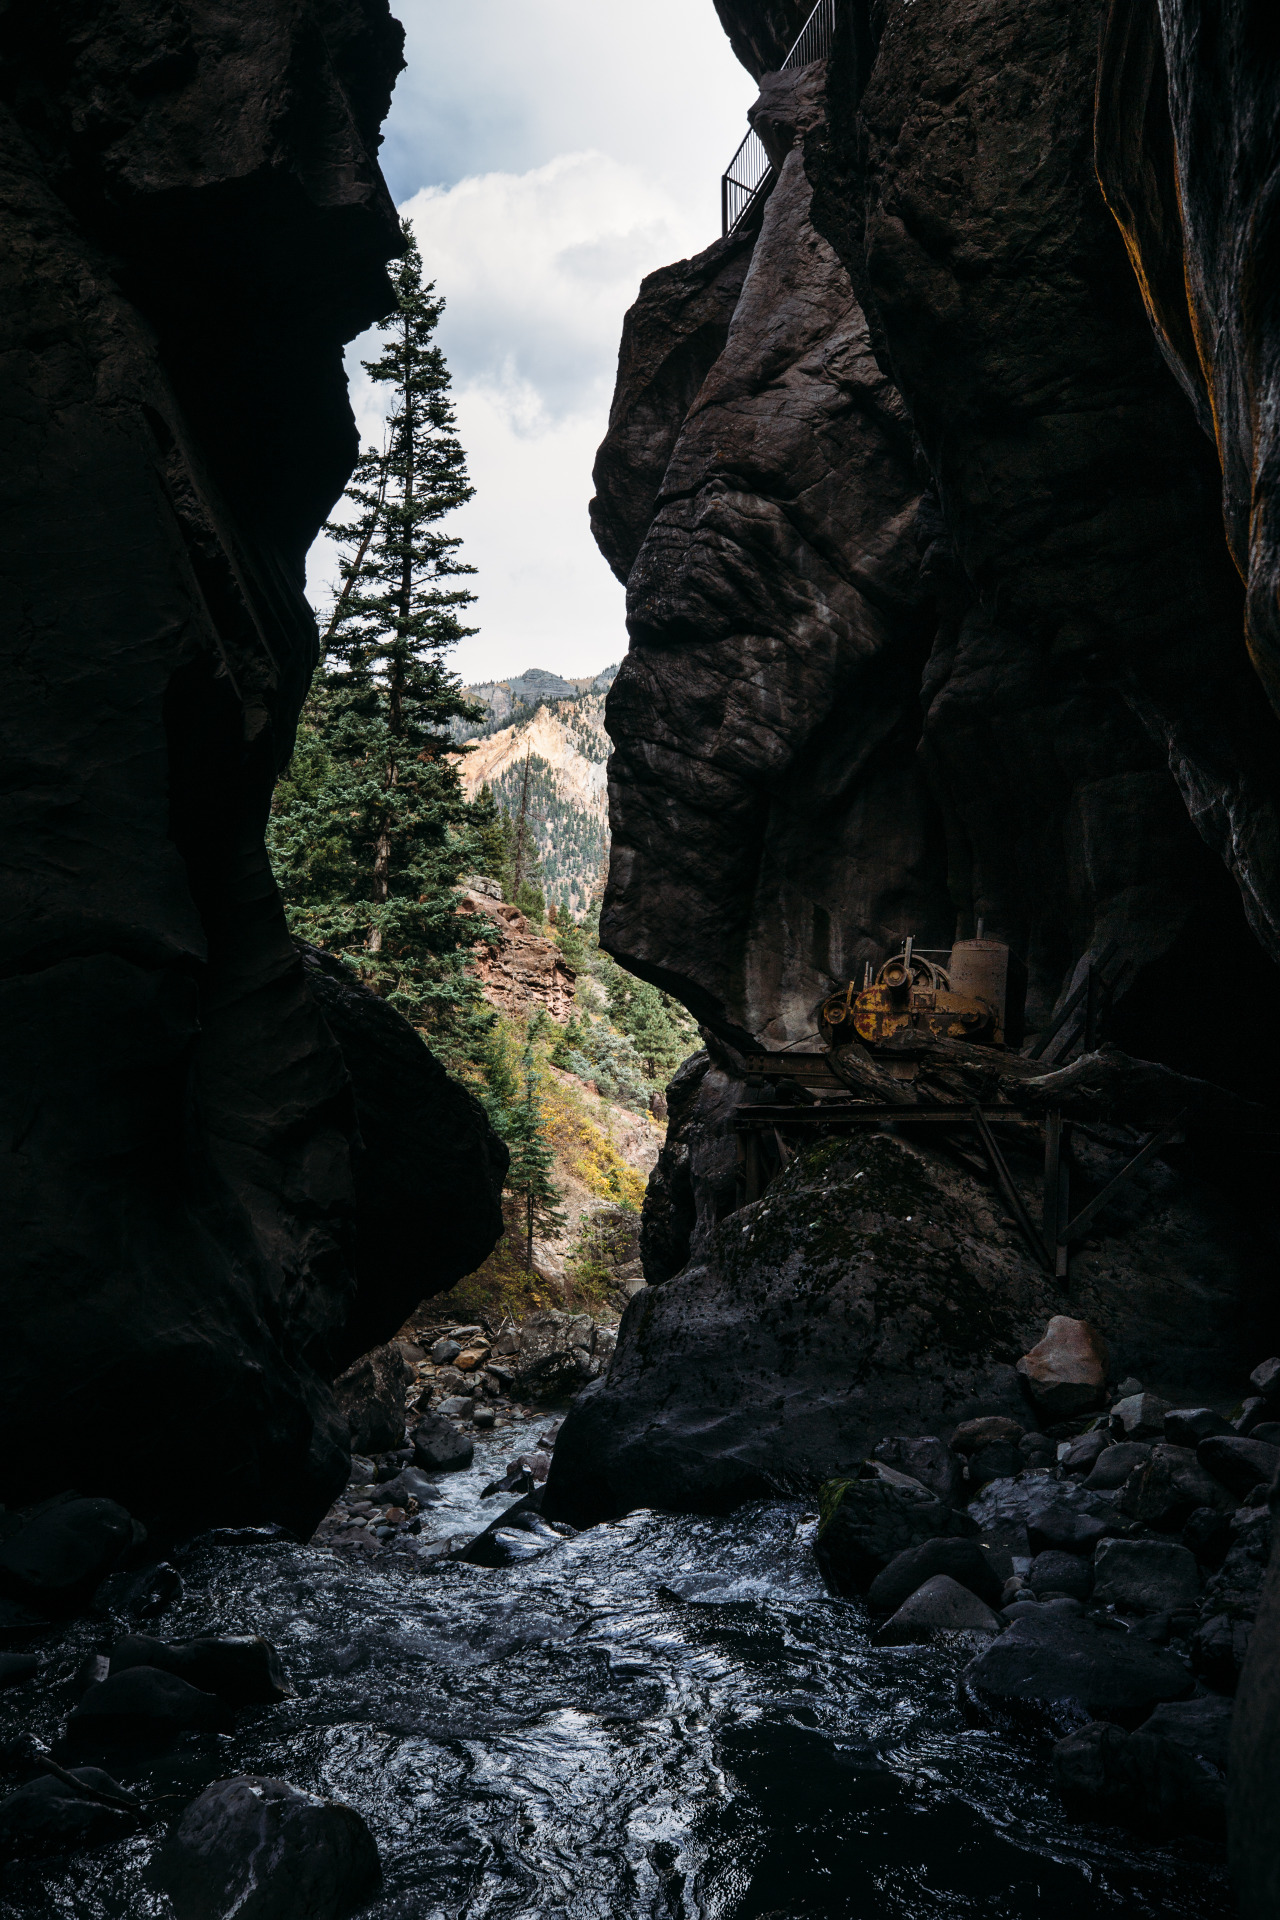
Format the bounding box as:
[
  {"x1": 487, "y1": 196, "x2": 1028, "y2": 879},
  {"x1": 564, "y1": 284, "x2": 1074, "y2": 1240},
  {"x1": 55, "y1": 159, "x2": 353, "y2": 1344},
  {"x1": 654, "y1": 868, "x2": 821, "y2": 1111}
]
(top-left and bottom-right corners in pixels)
[
  {"x1": 950, "y1": 1417, "x2": 1025, "y2": 1455},
  {"x1": 1060, "y1": 1431, "x2": 1110, "y2": 1477},
  {"x1": 1110, "y1": 1393, "x2": 1171, "y2": 1442},
  {"x1": 1192, "y1": 1612, "x2": 1254, "y2": 1693},
  {"x1": 1016, "y1": 1318, "x2": 1107, "y2": 1419},
  {"x1": 965, "y1": 1442, "x2": 1025, "y2": 1489},
  {"x1": 1028, "y1": 1552, "x2": 1094, "y2": 1602},
  {"x1": 371, "y1": 1468, "x2": 444, "y2": 1511},
  {"x1": 94, "y1": 1561, "x2": 184, "y2": 1623},
  {"x1": 1120, "y1": 1443, "x2": 1234, "y2": 1529},
  {"x1": 1084, "y1": 1441, "x2": 1151, "y2": 1491},
  {"x1": 816, "y1": 1466, "x2": 970, "y2": 1596},
  {"x1": 68, "y1": 1667, "x2": 235, "y2": 1744},
  {"x1": 431, "y1": 1339, "x2": 462, "y2": 1367},
  {"x1": 878, "y1": 1574, "x2": 1001, "y2": 1644},
  {"x1": 153, "y1": 1774, "x2": 381, "y2": 1919},
  {"x1": 871, "y1": 1436, "x2": 964, "y2": 1506},
  {"x1": 0, "y1": 1499, "x2": 136, "y2": 1614},
  {"x1": 1164, "y1": 1408, "x2": 1232, "y2": 1447},
  {"x1": 1052, "y1": 1694, "x2": 1230, "y2": 1838},
  {"x1": 331, "y1": 1345, "x2": 408, "y2": 1458},
  {"x1": 109, "y1": 1634, "x2": 288, "y2": 1705},
  {"x1": 0, "y1": 1767, "x2": 139, "y2": 1859},
  {"x1": 1092, "y1": 1538, "x2": 1201, "y2": 1614},
  {"x1": 1183, "y1": 1507, "x2": 1234, "y2": 1568},
  {"x1": 1249, "y1": 1357, "x2": 1280, "y2": 1406},
  {"x1": 866, "y1": 1538, "x2": 1003, "y2": 1615},
  {"x1": 962, "y1": 1608, "x2": 1193, "y2": 1735},
  {"x1": 412, "y1": 1417, "x2": 474, "y2": 1473},
  {"x1": 1197, "y1": 1435, "x2": 1280, "y2": 1498},
  {"x1": 1026, "y1": 1503, "x2": 1113, "y2": 1558}
]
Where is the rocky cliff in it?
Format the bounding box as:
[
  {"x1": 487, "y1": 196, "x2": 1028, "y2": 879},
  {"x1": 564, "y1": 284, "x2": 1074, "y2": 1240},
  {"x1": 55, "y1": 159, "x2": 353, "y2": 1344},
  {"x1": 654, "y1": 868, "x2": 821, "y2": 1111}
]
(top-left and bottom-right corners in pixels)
[
  {"x1": 0, "y1": 0, "x2": 506, "y2": 1535},
  {"x1": 571, "y1": 3, "x2": 1280, "y2": 1901}
]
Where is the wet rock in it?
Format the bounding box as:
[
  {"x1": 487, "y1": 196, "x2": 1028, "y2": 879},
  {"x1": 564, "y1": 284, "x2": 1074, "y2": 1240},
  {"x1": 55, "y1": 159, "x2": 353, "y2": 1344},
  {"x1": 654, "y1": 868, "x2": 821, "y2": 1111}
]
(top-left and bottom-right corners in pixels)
[
  {"x1": 1016, "y1": 1318, "x2": 1107, "y2": 1419},
  {"x1": 1028, "y1": 1552, "x2": 1094, "y2": 1603},
  {"x1": 962, "y1": 1609, "x2": 1193, "y2": 1735},
  {"x1": 1093, "y1": 1538, "x2": 1201, "y2": 1614},
  {"x1": 1026, "y1": 1503, "x2": 1113, "y2": 1558},
  {"x1": 153, "y1": 1773, "x2": 380, "y2": 1919},
  {"x1": 1197, "y1": 1435, "x2": 1280, "y2": 1497},
  {"x1": 1018, "y1": 1433, "x2": 1059, "y2": 1471},
  {"x1": 949, "y1": 1417, "x2": 1025, "y2": 1455},
  {"x1": 431, "y1": 1339, "x2": 462, "y2": 1367},
  {"x1": 109, "y1": 1634, "x2": 288, "y2": 1705},
  {"x1": 1164, "y1": 1407, "x2": 1232, "y2": 1447},
  {"x1": 1120, "y1": 1443, "x2": 1234, "y2": 1530},
  {"x1": 1052, "y1": 1697, "x2": 1229, "y2": 1838},
  {"x1": 865, "y1": 1538, "x2": 1003, "y2": 1615},
  {"x1": 472, "y1": 1407, "x2": 496, "y2": 1432},
  {"x1": 0, "y1": 1767, "x2": 139, "y2": 1859},
  {"x1": 0, "y1": 1499, "x2": 136, "y2": 1615},
  {"x1": 68, "y1": 1667, "x2": 235, "y2": 1744},
  {"x1": 877, "y1": 1574, "x2": 1000, "y2": 1644},
  {"x1": 1110, "y1": 1394, "x2": 1171, "y2": 1442},
  {"x1": 1060, "y1": 1431, "x2": 1110, "y2": 1477},
  {"x1": 331, "y1": 1344, "x2": 408, "y2": 1458},
  {"x1": 1084, "y1": 1442, "x2": 1151, "y2": 1491},
  {"x1": 412, "y1": 1417, "x2": 473, "y2": 1472},
  {"x1": 71, "y1": 1654, "x2": 111, "y2": 1700},
  {"x1": 816, "y1": 1466, "x2": 971, "y2": 1596},
  {"x1": 371, "y1": 1468, "x2": 443, "y2": 1510},
  {"x1": 1234, "y1": 1398, "x2": 1267, "y2": 1435},
  {"x1": 436, "y1": 1397, "x2": 473, "y2": 1421},
  {"x1": 93, "y1": 1561, "x2": 183, "y2": 1622}
]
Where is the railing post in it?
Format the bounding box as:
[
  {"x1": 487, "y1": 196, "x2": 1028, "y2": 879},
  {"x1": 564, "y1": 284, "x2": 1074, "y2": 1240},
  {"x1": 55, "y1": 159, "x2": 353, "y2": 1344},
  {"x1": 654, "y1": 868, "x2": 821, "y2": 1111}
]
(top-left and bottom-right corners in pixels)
[{"x1": 721, "y1": 173, "x2": 728, "y2": 238}]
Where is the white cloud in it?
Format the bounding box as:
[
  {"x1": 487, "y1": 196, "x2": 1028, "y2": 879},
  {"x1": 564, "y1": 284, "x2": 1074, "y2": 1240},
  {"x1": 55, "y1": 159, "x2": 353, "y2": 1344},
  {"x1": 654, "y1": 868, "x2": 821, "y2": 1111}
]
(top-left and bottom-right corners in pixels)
[{"x1": 305, "y1": 4, "x2": 758, "y2": 683}]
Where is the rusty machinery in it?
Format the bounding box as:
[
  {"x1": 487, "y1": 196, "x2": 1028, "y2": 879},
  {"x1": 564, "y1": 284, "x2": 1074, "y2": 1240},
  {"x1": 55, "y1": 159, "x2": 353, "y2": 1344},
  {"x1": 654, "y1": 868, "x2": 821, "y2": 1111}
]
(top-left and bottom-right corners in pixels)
[{"x1": 821, "y1": 935, "x2": 1026, "y2": 1051}]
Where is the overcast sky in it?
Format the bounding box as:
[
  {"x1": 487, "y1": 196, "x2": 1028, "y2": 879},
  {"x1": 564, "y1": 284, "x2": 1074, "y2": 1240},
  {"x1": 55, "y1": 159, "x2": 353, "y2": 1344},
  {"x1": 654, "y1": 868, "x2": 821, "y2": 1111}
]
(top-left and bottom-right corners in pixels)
[{"x1": 306, "y1": 1, "x2": 756, "y2": 684}]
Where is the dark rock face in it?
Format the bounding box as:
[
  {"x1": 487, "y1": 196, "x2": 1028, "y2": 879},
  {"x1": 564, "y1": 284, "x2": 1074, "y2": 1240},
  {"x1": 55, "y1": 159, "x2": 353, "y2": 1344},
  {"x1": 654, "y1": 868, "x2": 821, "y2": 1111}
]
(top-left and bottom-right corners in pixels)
[
  {"x1": 544, "y1": 1127, "x2": 1269, "y2": 1526},
  {"x1": 331, "y1": 1343, "x2": 409, "y2": 1458},
  {"x1": 0, "y1": 4, "x2": 506, "y2": 1531},
  {"x1": 962, "y1": 1607, "x2": 1193, "y2": 1736},
  {"x1": 1232, "y1": 1506, "x2": 1280, "y2": 1919},
  {"x1": 711, "y1": 0, "x2": 816, "y2": 77}
]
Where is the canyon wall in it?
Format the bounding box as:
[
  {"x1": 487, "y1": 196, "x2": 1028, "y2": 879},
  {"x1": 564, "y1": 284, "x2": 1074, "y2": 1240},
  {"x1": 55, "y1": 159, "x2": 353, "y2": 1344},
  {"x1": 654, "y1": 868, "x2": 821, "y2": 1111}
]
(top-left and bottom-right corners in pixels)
[
  {"x1": 578, "y1": 5, "x2": 1280, "y2": 1900},
  {"x1": 0, "y1": 0, "x2": 505, "y2": 1534}
]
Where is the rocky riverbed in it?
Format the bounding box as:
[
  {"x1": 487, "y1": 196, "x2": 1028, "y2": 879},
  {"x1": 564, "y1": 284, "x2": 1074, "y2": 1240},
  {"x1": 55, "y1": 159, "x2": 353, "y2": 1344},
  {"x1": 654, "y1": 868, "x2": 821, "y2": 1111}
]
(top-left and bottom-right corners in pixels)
[{"x1": 1, "y1": 1307, "x2": 1270, "y2": 1916}]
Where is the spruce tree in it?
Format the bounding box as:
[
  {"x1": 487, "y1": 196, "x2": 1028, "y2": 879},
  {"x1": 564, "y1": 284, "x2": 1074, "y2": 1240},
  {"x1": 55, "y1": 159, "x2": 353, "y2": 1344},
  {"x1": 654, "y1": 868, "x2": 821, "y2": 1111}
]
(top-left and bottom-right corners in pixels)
[
  {"x1": 505, "y1": 1033, "x2": 565, "y2": 1268},
  {"x1": 269, "y1": 223, "x2": 492, "y2": 1053}
]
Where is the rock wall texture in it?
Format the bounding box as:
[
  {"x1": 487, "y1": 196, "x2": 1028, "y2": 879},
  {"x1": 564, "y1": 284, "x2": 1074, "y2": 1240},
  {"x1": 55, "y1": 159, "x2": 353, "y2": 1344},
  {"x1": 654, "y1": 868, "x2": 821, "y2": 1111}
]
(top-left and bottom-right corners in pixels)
[
  {"x1": 0, "y1": 0, "x2": 505, "y2": 1534},
  {"x1": 584, "y1": 4, "x2": 1280, "y2": 1898}
]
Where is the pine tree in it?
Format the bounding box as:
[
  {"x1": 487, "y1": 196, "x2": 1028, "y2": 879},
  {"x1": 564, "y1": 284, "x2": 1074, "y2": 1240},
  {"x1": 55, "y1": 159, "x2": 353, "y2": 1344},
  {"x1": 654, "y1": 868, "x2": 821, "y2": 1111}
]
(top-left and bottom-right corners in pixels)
[
  {"x1": 269, "y1": 223, "x2": 493, "y2": 1055},
  {"x1": 504, "y1": 1033, "x2": 565, "y2": 1267}
]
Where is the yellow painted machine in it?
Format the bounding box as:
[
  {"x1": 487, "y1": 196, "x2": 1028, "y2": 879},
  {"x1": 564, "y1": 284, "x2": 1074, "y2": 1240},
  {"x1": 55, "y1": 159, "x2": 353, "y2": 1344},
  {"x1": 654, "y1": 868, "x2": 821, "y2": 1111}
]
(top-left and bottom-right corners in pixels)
[{"x1": 821, "y1": 936, "x2": 1024, "y2": 1050}]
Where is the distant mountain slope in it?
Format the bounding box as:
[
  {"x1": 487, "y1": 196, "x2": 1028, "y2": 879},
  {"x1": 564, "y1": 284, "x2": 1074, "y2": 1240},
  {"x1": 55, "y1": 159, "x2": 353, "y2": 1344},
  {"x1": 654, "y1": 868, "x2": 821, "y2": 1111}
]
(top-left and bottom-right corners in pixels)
[{"x1": 451, "y1": 666, "x2": 617, "y2": 919}]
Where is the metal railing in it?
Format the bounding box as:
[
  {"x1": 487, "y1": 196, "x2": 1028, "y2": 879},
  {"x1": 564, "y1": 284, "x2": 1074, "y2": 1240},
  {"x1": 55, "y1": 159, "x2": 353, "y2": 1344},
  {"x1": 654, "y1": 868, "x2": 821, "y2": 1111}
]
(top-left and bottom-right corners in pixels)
[{"x1": 720, "y1": 0, "x2": 838, "y2": 236}]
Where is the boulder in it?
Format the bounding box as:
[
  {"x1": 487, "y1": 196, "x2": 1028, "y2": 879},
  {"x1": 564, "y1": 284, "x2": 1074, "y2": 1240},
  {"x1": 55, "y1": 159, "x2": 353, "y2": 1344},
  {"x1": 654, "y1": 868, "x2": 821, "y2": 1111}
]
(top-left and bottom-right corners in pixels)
[
  {"x1": 965, "y1": 1442, "x2": 1024, "y2": 1488},
  {"x1": 0, "y1": 1499, "x2": 135, "y2": 1615},
  {"x1": 1120, "y1": 1443, "x2": 1234, "y2": 1529},
  {"x1": 1016, "y1": 1318, "x2": 1107, "y2": 1419},
  {"x1": 1060, "y1": 1431, "x2": 1110, "y2": 1476},
  {"x1": 877, "y1": 1574, "x2": 1001, "y2": 1644},
  {"x1": 1183, "y1": 1507, "x2": 1233, "y2": 1568},
  {"x1": 1249, "y1": 1357, "x2": 1280, "y2": 1406},
  {"x1": 152, "y1": 1774, "x2": 380, "y2": 1919},
  {"x1": 1052, "y1": 1700, "x2": 1229, "y2": 1838},
  {"x1": 331, "y1": 1344, "x2": 408, "y2": 1458},
  {"x1": 816, "y1": 1466, "x2": 970, "y2": 1596},
  {"x1": 368, "y1": 1468, "x2": 443, "y2": 1511},
  {"x1": 1110, "y1": 1393, "x2": 1171, "y2": 1441},
  {"x1": 871, "y1": 1436, "x2": 964, "y2": 1506},
  {"x1": 1028, "y1": 1552, "x2": 1094, "y2": 1602},
  {"x1": 431, "y1": 1339, "x2": 462, "y2": 1367},
  {"x1": 1191, "y1": 1612, "x2": 1253, "y2": 1693},
  {"x1": 865, "y1": 1538, "x2": 1003, "y2": 1615},
  {"x1": 411, "y1": 1417, "x2": 473, "y2": 1474},
  {"x1": 1198, "y1": 1435, "x2": 1280, "y2": 1498},
  {"x1": 1026, "y1": 1503, "x2": 1113, "y2": 1558},
  {"x1": 962, "y1": 1609, "x2": 1193, "y2": 1735},
  {"x1": 68, "y1": 1667, "x2": 235, "y2": 1744},
  {"x1": 94, "y1": 1561, "x2": 183, "y2": 1622},
  {"x1": 0, "y1": 1768, "x2": 139, "y2": 1859},
  {"x1": 109, "y1": 1634, "x2": 288, "y2": 1706},
  {"x1": 1164, "y1": 1407, "x2": 1232, "y2": 1447},
  {"x1": 1084, "y1": 1441, "x2": 1151, "y2": 1491},
  {"x1": 1092, "y1": 1538, "x2": 1201, "y2": 1614},
  {"x1": 508, "y1": 1312, "x2": 607, "y2": 1402},
  {"x1": 950, "y1": 1417, "x2": 1025, "y2": 1455}
]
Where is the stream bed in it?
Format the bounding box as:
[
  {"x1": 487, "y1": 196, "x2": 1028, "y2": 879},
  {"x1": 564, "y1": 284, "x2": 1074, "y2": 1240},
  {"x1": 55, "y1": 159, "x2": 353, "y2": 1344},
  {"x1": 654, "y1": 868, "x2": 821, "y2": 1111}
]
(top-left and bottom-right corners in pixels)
[{"x1": 0, "y1": 1416, "x2": 1231, "y2": 1918}]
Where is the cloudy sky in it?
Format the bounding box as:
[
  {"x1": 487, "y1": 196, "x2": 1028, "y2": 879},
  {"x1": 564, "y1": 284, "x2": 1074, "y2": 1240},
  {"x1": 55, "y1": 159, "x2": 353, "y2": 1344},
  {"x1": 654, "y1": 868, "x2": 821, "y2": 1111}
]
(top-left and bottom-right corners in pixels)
[{"x1": 307, "y1": 2, "x2": 756, "y2": 684}]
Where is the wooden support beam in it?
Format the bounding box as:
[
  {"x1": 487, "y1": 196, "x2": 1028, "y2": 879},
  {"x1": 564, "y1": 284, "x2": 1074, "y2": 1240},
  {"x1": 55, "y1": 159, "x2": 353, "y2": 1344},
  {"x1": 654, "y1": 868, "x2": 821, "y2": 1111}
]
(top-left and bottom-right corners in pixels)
[
  {"x1": 1061, "y1": 1109, "x2": 1190, "y2": 1244},
  {"x1": 972, "y1": 1105, "x2": 1053, "y2": 1273}
]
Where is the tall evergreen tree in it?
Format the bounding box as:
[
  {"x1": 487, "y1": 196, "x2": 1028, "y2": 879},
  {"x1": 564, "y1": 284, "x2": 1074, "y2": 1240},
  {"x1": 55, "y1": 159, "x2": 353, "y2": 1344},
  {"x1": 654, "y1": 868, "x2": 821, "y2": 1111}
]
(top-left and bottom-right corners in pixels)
[
  {"x1": 505, "y1": 1034, "x2": 565, "y2": 1268},
  {"x1": 269, "y1": 223, "x2": 492, "y2": 1051}
]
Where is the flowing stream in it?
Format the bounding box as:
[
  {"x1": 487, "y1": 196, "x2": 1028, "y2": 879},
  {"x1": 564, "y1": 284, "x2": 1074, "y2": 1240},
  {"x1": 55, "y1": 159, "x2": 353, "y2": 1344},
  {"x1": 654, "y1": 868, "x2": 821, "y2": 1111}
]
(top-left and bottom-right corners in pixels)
[{"x1": 0, "y1": 1416, "x2": 1231, "y2": 1918}]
